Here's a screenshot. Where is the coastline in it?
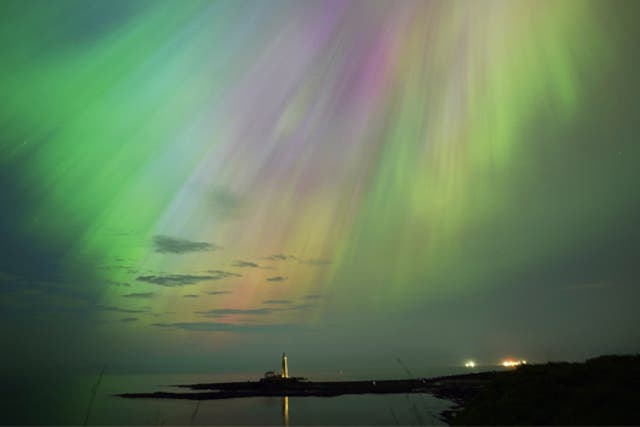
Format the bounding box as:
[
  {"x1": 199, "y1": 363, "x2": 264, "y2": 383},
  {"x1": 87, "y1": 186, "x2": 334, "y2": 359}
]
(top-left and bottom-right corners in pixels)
[
  {"x1": 445, "y1": 355, "x2": 640, "y2": 425},
  {"x1": 118, "y1": 371, "x2": 497, "y2": 401},
  {"x1": 118, "y1": 354, "x2": 640, "y2": 425}
]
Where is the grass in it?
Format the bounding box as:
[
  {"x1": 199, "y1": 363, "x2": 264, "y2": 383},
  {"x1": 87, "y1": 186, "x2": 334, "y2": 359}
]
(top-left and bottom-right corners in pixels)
[{"x1": 83, "y1": 364, "x2": 106, "y2": 426}]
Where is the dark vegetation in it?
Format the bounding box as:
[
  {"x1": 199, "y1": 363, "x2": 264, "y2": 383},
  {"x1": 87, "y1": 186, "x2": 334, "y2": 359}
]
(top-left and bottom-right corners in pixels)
[{"x1": 449, "y1": 355, "x2": 640, "y2": 425}]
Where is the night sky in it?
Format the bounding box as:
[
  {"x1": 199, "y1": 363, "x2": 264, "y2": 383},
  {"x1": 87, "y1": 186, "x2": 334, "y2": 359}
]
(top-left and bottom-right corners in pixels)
[{"x1": 1, "y1": 0, "x2": 639, "y2": 379}]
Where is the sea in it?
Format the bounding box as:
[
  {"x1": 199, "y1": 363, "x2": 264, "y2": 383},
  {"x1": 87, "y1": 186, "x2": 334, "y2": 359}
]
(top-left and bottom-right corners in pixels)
[{"x1": 3, "y1": 366, "x2": 493, "y2": 425}]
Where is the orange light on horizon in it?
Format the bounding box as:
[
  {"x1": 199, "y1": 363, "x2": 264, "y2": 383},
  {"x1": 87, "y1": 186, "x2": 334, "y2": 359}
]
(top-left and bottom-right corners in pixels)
[{"x1": 502, "y1": 359, "x2": 527, "y2": 368}]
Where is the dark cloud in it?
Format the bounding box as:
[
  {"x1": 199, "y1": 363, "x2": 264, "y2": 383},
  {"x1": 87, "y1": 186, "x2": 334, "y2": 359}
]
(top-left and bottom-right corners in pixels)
[
  {"x1": 196, "y1": 308, "x2": 272, "y2": 318},
  {"x1": 208, "y1": 187, "x2": 242, "y2": 220},
  {"x1": 266, "y1": 254, "x2": 296, "y2": 261},
  {"x1": 153, "y1": 235, "x2": 218, "y2": 254},
  {"x1": 232, "y1": 261, "x2": 260, "y2": 268},
  {"x1": 112, "y1": 282, "x2": 131, "y2": 287},
  {"x1": 119, "y1": 317, "x2": 138, "y2": 322},
  {"x1": 266, "y1": 276, "x2": 287, "y2": 282},
  {"x1": 95, "y1": 305, "x2": 147, "y2": 314},
  {"x1": 183, "y1": 294, "x2": 199, "y2": 298},
  {"x1": 205, "y1": 291, "x2": 231, "y2": 296},
  {"x1": 263, "y1": 299, "x2": 292, "y2": 305},
  {"x1": 99, "y1": 263, "x2": 133, "y2": 272},
  {"x1": 153, "y1": 321, "x2": 296, "y2": 333},
  {"x1": 0, "y1": 273, "x2": 94, "y2": 303},
  {"x1": 289, "y1": 303, "x2": 314, "y2": 311},
  {"x1": 122, "y1": 292, "x2": 154, "y2": 299},
  {"x1": 136, "y1": 274, "x2": 217, "y2": 287},
  {"x1": 206, "y1": 270, "x2": 242, "y2": 279}
]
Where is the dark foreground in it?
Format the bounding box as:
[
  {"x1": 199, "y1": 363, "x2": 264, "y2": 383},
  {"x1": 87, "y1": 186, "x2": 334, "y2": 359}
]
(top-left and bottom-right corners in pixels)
[
  {"x1": 448, "y1": 354, "x2": 640, "y2": 425},
  {"x1": 119, "y1": 354, "x2": 640, "y2": 425}
]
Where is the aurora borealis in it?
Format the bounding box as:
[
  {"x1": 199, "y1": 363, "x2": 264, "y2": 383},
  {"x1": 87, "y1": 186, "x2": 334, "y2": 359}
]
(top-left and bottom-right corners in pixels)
[{"x1": 2, "y1": 0, "x2": 640, "y2": 386}]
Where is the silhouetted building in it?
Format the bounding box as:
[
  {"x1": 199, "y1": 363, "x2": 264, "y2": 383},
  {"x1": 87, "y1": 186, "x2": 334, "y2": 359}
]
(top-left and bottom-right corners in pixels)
[{"x1": 263, "y1": 370, "x2": 279, "y2": 380}]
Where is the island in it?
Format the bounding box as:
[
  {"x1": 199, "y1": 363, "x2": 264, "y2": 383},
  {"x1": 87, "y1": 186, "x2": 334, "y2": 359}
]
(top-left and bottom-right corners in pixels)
[{"x1": 118, "y1": 352, "x2": 494, "y2": 401}]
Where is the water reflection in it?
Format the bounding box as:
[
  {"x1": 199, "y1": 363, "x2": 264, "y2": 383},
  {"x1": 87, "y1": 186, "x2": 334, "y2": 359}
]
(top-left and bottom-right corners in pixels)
[
  {"x1": 9, "y1": 373, "x2": 458, "y2": 425},
  {"x1": 282, "y1": 396, "x2": 289, "y2": 426}
]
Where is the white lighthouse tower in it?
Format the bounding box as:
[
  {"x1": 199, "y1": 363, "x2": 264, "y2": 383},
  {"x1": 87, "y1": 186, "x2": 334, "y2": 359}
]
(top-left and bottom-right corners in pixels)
[{"x1": 281, "y1": 352, "x2": 289, "y2": 378}]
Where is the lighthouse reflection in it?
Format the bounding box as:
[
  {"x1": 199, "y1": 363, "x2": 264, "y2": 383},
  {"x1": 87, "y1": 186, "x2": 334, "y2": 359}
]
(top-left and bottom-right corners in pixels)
[{"x1": 282, "y1": 396, "x2": 289, "y2": 426}]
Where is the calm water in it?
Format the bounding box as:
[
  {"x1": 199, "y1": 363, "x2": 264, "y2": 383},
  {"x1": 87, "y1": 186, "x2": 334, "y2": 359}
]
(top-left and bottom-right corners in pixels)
[{"x1": 3, "y1": 367, "x2": 486, "y2": 425}]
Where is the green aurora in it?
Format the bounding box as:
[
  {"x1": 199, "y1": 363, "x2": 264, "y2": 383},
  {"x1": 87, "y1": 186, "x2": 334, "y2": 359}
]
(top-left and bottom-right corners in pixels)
[{"x1": 1, "y1": 0, "x2": 639, "y2": 385}]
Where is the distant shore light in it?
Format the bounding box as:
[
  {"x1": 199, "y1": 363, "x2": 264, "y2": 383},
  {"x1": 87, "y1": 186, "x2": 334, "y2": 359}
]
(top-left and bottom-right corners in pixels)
[
  {"x1": 464, "y1": 360, "x2": 476, "y2": 368},
  {"x1": 502, "y1": 359, "x2": 527, "y2": 368}
]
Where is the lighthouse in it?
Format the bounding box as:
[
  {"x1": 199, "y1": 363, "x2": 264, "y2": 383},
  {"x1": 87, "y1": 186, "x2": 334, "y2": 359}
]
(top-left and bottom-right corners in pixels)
[{"x1": 281, "y1": 352, "x2": 289, "y2": 378}]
